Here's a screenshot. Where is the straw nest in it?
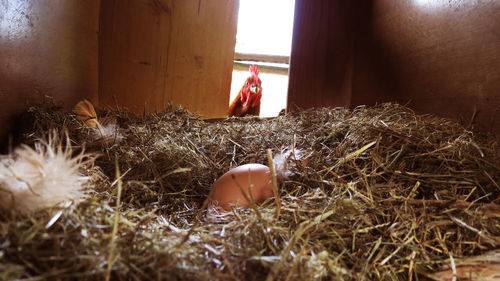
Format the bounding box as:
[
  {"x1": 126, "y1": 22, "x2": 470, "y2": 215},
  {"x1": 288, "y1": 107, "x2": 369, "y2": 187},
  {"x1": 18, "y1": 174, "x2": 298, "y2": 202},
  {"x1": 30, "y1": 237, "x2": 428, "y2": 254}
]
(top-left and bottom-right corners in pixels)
[{"x1": 1, "y1": 102, "x2": 499, "y2": 280}]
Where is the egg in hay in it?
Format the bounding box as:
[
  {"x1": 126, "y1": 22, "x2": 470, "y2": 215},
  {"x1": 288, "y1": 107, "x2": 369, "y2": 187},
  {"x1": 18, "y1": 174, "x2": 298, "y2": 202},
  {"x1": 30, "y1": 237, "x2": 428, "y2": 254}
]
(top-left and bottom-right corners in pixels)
[{"x1": 208, "y1": 163, "x2": 275, "y2": 211}]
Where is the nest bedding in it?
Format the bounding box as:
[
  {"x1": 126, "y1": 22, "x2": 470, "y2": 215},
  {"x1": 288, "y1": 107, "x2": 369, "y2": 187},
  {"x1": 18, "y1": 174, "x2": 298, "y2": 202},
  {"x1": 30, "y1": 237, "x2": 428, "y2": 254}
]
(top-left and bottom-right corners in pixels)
[{"x1": 1, "y1": 103, "x2": 499, "y2": 280}]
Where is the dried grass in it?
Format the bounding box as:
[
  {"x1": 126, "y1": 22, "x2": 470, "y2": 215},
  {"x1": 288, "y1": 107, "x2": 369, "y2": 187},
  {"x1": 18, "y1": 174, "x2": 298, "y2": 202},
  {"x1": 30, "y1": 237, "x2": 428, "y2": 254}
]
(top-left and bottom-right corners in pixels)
[{"x1": 1, "y1": 102, "x2": 499, "y2": 280}]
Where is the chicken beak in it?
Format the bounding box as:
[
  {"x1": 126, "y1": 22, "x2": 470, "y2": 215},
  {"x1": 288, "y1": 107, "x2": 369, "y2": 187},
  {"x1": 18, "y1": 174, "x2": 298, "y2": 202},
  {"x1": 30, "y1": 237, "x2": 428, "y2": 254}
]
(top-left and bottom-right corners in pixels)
[
  {"x1": 243, "y1": 97, "x2": 250, "y2": 107},
  {"x1": 250, "y1": 85, "x2": 258, "y2": 94}
]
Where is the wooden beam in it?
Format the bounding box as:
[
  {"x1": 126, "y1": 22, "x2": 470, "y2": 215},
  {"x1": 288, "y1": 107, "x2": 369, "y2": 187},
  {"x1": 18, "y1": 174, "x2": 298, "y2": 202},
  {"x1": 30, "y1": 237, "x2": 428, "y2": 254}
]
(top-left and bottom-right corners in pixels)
[
  {"x1": 233, "y1": 62, "x2": 289, "y2": 75},
  {"x1": 234, "y1": 52, "x2": 289, "y2": 64},
  {"x1": 99, "y1": 0, "x2": 238, "y2": 118}
]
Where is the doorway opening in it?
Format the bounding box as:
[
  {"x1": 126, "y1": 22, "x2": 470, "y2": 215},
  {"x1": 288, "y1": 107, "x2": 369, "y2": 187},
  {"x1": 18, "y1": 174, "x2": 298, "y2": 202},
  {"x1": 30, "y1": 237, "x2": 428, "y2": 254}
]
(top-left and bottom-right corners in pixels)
[{"x1": 229, "y1": 0, "x2": 295, "y2": 117}]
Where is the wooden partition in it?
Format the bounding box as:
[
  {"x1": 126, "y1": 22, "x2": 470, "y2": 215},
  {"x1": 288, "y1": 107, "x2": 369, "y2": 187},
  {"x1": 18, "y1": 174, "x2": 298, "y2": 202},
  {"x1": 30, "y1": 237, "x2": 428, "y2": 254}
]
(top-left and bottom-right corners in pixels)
[
  {"x1": 1, "y1": 0, "x2": 497, "y2": 140},
  {"x1": 287, "y1": 2, "x2": 355, "y2": 110},
  {"x1": 99, "y1": 0, "x2": 239, "y2": 118},
  {"x1": 0, "y1": 0, "x2": 99, "y2": 144},
  {"x1": 288, "y1": 0, "x2": 500, "y2": 133}
]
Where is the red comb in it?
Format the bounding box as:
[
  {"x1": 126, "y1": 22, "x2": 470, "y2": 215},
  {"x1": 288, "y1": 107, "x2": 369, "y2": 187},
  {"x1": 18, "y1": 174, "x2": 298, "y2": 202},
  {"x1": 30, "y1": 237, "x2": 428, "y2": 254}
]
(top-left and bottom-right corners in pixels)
[{"x1": 249, "y1": 65, "x2": 259, "y2": 76}]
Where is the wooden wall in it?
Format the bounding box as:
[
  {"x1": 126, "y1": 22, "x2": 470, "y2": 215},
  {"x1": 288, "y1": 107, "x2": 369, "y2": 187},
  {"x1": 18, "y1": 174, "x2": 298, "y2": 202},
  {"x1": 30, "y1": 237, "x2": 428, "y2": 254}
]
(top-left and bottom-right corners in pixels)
[
  {"x1": 287, "y1": 2, "x2": 354, "y2": 110},
  {"x1": 288, "y1": 0, "x2": 500, "y2": 133},
  {"x1": 99, "y1": 0, "x2": 239, "y2": 118},
  {"x1": 0, "y1": 0, "x2": 100, "y2": 144},
  {"x1": 0, "y1": 0, "x2": 238, "y2": 148},
  {"x1": 1, "y1": 0, "x2": 497, "y2": 144}
]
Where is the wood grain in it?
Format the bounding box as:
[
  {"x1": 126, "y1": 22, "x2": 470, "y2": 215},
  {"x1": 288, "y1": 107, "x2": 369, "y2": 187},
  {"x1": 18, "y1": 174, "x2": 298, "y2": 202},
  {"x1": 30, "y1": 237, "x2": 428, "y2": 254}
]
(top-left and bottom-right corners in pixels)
[
  {"x1": 0, "y1": 0, "x2": 99, "y2": 146},
  {"x1": 287, "y1": 1, "x2": 354, "y2": 111},
  {"x1": 352, "y1": 0, "x2": 500, "y2": 133},
  {"x1": 288, "y1": 0, "x2": 500, "y2": 133},
  {"x1": 99, "y1": 0, "x2": 239, "y2": 118}
]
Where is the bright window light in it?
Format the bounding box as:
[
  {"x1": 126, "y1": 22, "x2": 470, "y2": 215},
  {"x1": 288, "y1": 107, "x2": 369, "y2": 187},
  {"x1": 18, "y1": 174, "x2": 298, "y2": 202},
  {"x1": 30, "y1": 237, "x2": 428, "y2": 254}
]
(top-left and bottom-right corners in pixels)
[{"x1": 235, "y1": 0, "x2": 295, "y2": 56}]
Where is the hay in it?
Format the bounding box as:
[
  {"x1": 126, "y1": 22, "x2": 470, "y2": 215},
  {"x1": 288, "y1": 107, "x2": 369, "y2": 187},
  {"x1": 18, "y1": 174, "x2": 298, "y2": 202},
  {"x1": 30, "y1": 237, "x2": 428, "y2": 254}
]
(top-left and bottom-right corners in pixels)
[{"x1": 1, "y1": 102, "x2": 499, "y2": 280}]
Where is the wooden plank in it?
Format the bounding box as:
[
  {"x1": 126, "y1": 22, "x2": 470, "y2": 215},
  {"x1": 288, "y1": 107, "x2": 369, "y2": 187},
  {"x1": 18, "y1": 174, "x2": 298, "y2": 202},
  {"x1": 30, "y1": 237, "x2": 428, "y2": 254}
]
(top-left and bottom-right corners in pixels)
[
  {"x1": 287, "y1": 1, "x2": 354, "y2": 111},
  {"x1": 0, "y1": 0, "x2": 99, "y2": 145},
  {"x1": 233, "y1": 62, "x2": 289, "y2": 75},
  {"x1": 99, "y1": 0, "x2": 239, "y2": 118},
  {"x1": 234, "y1": 52, "x2": 289, "y2": 64}
]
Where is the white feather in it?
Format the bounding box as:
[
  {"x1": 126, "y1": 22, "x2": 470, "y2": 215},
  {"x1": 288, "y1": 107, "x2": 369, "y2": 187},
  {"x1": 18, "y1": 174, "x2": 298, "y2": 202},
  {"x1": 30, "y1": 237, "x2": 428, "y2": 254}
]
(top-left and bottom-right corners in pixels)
[
  {"x1": 273, "y1": 148, "x2": 304, "y2": 181},
  {"x1": 92, "y1": 122, "x2": 124, "y2": 144},
  {"x1": 0, "y1": 134, "x2": 92, "y2": 214}
]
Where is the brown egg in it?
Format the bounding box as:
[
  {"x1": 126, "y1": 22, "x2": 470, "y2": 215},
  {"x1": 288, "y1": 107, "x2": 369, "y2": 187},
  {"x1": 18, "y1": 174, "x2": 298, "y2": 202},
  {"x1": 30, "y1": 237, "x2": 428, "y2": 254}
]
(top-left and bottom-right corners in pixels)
[{"x1": 208, "y1": 164, "x2": 274, "y2": 211}]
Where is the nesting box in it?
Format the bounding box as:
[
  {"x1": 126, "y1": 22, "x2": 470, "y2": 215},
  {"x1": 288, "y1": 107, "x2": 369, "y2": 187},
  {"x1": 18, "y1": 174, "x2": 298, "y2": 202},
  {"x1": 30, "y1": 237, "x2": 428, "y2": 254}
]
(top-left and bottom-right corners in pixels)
[{"x1": 0, "y1": 1, "x2": 499, "y2": 280}]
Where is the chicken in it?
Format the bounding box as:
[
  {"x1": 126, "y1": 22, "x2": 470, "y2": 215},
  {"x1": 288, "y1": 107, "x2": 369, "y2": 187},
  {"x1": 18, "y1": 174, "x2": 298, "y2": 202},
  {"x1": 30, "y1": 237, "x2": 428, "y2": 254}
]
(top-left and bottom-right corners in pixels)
[
  {"x1": 73, "y1": 99, "x2": 123, "y2": 144},
  {"x1": 228, "y1": 65, "x2": 262, "y2": 117},
  {"x1": 73, "y1": 99, "x2": 102, "y2": 130}
]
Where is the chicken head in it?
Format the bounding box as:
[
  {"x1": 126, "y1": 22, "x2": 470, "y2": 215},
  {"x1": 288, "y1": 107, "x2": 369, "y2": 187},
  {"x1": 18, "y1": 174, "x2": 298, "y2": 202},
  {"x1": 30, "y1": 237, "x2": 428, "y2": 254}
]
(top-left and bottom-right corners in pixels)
[{"x1": 240, "y1": 65, "x2": 262, "y2": 107}]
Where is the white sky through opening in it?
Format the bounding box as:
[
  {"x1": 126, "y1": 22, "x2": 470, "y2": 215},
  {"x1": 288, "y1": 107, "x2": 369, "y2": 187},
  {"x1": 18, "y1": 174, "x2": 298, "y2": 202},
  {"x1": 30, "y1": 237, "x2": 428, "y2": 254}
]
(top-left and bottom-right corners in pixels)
[{"x1": 235, "y1": 0, "x2": 295, "y2": 56}]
